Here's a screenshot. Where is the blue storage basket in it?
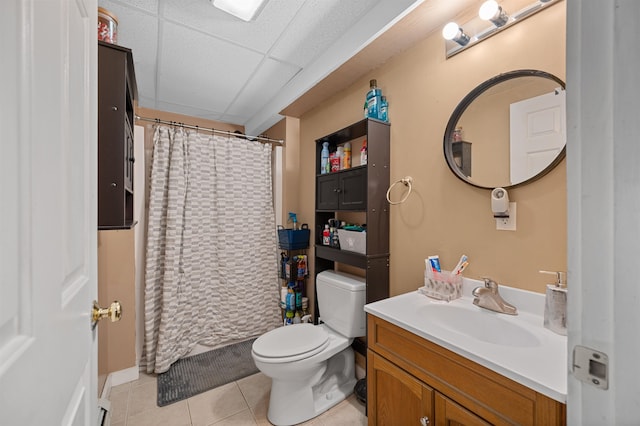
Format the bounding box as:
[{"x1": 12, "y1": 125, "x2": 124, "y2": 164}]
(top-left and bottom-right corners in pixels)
[{"x1": 278, "y1": 224, "x2": 310, "y2": 249}]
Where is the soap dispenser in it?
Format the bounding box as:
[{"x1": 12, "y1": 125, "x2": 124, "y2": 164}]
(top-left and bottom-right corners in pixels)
[{"x1": 540, "y1": 270, "x2": 567, "y2": 335}]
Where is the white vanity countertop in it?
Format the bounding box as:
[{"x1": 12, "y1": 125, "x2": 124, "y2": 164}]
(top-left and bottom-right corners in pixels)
[{"x1": 364, "y1": 278, "x2": 567, "y2": 403}]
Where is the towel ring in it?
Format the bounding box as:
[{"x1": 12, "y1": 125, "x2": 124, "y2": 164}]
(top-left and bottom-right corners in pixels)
[{"x1": 386, "y1": 176, "x2": 413, "y2": 205}]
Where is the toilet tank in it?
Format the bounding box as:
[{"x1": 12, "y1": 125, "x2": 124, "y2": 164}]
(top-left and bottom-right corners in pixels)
[{"x1": 316, "y1": 270, "x2": 366, "y2": 338}]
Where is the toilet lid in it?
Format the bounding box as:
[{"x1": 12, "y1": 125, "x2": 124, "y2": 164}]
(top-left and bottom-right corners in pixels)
[{"x1": 253, "y1": 324, "x2": 329, "y2": 359}]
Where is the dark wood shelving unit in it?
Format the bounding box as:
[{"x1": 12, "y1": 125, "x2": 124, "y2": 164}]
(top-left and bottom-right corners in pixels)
[
  {"x1": 98, "y1": 41, "x2": 138, "y2": 230},
  {"x1": 313, "y1": 117, "x2": 390, "y2": 330}
]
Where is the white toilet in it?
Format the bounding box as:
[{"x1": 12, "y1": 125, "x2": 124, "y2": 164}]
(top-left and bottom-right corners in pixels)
[{"x1": 251, "y1": 270, "x2": 366, "y2": 426}]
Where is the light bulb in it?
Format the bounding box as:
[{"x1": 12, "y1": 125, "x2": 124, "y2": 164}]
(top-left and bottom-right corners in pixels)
[
  {"x1": 442, "y1": 22, "x2": 470, "y2": 46},
  {"x1": 479, "y1": 0, "x2": 509, "y2": 27},
  {"x1": 442, "y1": 22, "x2": 460, "y2": 40}
]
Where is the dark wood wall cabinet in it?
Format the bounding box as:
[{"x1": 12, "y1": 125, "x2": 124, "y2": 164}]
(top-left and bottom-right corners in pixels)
[
  {"x1": 98, "y1": 41, "x2": 138, "y2": 229},
  {"x1": 314, "y1": 118, "x2": 390, "y2": 322}
]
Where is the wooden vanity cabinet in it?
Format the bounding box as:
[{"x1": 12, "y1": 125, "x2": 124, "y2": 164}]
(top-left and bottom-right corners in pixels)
[
  {"x1": 367, "y1": 315, "x2": 566, "y2": 426},
  {"x1": 369, "y1": 351, "x2": 434, "y2": 425}
]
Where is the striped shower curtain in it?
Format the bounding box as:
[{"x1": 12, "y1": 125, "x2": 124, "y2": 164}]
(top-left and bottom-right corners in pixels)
[{"x1": 143, "y1": 126, "x2": 281, "y2": 374}]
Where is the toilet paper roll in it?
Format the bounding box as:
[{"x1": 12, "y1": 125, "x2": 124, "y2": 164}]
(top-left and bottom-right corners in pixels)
[{"x1": 491, "y1": 187, "x2": 509, "y2": 215}]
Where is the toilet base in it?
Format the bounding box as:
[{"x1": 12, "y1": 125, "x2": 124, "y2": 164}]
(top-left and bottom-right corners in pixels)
[{"x1": 266, "y1": 347, "x2": 356, "y2": 426}]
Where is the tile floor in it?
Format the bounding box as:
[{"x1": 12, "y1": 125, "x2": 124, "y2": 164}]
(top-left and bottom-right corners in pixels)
[{"x1": 107, "y1": 371, "x2": 367, "y2": 426}]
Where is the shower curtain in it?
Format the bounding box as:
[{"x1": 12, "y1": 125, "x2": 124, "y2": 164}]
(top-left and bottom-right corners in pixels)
[{"x1": 143, "y1": 126, "x2": 282, "y2": 374}]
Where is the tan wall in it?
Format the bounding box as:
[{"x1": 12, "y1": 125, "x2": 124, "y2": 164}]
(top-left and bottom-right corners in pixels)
[
  {"x1": 298, "y1": 2, "x2": 567, "y2": 296},
  {"x1": 264, "y1": 117, "x2": 301, "y2": 227},
  {"x1": 98, "y1": 229, "x2": 136, "y2": 390}
]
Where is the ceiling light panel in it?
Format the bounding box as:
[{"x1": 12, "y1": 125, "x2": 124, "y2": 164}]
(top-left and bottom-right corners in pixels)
[{"x1": 212, "y1": 0, "x2": 268, "y2": 22}]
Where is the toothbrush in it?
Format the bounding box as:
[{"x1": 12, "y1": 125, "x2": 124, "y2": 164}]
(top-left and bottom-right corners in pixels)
[
  {"x1": 455, "y1": 261, "x2": 469, "y2": 275},
  {"x1": 452, "y1": 255, "x2": 468, "y2": 275}
]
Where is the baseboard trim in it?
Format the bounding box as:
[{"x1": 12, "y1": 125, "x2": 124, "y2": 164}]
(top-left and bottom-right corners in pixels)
[
  {"x1": 100, "y1": 365, "x2": 139, "y2": 399},
  {"x1": 111, "y1": 365, "x2": 139, "y2": 387}
]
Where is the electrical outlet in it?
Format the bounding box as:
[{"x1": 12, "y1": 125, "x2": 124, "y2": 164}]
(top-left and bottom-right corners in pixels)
[{"x1": 496, "y1": 202, "x2": 516, "y2": 231}]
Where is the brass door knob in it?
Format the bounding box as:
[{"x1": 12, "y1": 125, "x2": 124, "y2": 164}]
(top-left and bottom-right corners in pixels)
[{"x1": 92, "y1": 300, "x2": 122, "y2": 329}]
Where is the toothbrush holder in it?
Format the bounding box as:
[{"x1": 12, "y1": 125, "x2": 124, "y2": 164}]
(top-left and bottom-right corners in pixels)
[{"x1": 420, "y1": 269, "x2": 462, "y2": 302}]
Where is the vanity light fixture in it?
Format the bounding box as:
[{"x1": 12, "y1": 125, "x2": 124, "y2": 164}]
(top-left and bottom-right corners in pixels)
[
  {"x1": 211, "y1": 0, "x2": 268, "y2": 22},
  {"x1": 442, "y1": 22, "x2": 470, "y2": 47},
  {"x1": 443, "y1": 0, "x2": 561, "y2": 58},
  {"x1": 479, "y1": 0, "x2": 510, "y2": 27}
]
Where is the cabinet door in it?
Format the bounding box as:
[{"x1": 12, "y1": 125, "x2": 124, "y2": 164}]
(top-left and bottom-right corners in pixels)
[
  {"x1": 339, "y1": 167, "x2": 366, "y2": 210},
  {"x1": 435, "y1": 393, "x2": 491, "y2": 426},
  {"x1": 124, "y1": 118, "x2": 133, "y2": 192},
  {"x1": 316, "y1": 173, "x2": 340, "y2": 210},
  {"x1": 368, "y1": 351, "x2": 433, "y2": 426}
]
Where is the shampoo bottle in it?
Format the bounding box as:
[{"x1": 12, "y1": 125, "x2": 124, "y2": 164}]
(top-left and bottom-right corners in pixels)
[
  {"x1": 360, "y1": 139, "x2": 367, "y2": 166},
  {"x1": 321, "y1": 142, "x2": 329, "y2": 175},
  {"x1": 343, "y1": 142, "x2": 351, "y2": 169},
  {"x1": 322, "y1": 224, "x2": 330, "y2": 245}
]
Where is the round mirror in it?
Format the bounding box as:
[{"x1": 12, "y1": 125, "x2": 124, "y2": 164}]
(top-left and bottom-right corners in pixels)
[{"x1": 444, "y1": 70, "x2": 566, "y2": 189}]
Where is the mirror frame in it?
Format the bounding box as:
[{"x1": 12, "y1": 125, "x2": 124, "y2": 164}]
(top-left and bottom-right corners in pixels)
[{"x1": 443, "y1": 69, "x2": 566, "y2": 189}]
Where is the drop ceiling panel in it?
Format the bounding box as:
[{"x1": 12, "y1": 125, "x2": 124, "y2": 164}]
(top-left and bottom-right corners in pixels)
[
  {"x1": 270, "y1": 0, "x2": 380, "y2": 68},
  {"x1": 155, "y1": 100, "x2": 224, "y2": 122},
  {"x1": 106, "y1": 0, "x2": 158, "y2": 14},
  {"x1": 100, "y1": 0, "x2": 159, "y2": 102},
  {"x1": 97, "y1": 0, "x2": 435, "y2": 133},
  {"x1": 226, "y1": 58, "x2": 301, "y2": 118},
  {"x1": 163, "y1": 0, "x2": 305, "y2": 54},
  {"x1": 157, "y1": 22, "x2": 263, "y2": 113}
]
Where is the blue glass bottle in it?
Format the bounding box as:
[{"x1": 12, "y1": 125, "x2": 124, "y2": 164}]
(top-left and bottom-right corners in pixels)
[
  {"x1": 380, "y1": 96, "x2": 388, "y2": 122},
  {"x1": 366, "y1": 79, "x2": 382, "y2": 120}
]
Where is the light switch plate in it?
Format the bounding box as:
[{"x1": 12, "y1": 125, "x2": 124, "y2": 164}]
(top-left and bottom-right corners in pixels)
[{"x1": 573, "y1": 345, "x2": 609, "y2": 390}]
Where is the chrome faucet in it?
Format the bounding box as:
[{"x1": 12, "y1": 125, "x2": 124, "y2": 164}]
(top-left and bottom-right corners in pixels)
[{"x1": 472, "y1": 278, "x2": 518, "y2": 315}]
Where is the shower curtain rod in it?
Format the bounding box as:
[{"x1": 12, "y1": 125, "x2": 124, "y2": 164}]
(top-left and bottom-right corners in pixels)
[{"x1": 135, "y1": 115, "x2": 284, "y2": 145}]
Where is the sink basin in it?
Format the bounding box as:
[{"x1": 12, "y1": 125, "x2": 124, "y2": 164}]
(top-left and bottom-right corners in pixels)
[{"x1": 419, "y1": 303, "x2": 541, "y2": 347}]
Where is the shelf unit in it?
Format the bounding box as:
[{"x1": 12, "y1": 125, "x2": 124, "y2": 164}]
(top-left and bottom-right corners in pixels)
[
  {"x1": 98, "y1": 41, "x2": 137, "y2": 230},
  {"x1": 313, "y1": 118, "x2": 390, "y2": 332}
]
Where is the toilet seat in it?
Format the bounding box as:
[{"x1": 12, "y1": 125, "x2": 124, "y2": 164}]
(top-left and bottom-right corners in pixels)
[{"x1": 252, "y1": 324, "x2": 330, "y2": 363}]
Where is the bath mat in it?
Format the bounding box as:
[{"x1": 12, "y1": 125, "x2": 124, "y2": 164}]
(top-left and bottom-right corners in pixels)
[{"x1": 157, "y1": 338, "x2": 258, "y2": 406}]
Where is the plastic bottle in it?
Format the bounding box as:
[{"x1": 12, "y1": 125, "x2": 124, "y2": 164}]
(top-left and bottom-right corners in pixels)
[
  {"x1": 336, "y1": 146, "x2": 344, "y2": 170},
  {"x1": 284, "y1": 310, "x2": 294, "y2": 325},
  {"x1": 363, "y1": 101, "x2": 368, "y2": 118},
  {"x1": 280, "y1": 252, "x2": 288, "y2": 279},
  {"x1": 366, "y1": 79, "x2": 382, "y2": 119},
  {"x1": 322, "y1": 224, "x2": 330, "y2": 245},
  {"x1": 331, "y1": 225, "x2": 340, "y2": 248},
  {"x1": 320, "y1": 142, "x2": 329, "y2": 174},
  {"x1": 296, "y1": 255, "x2": 306, "y2": 280},
  {"x1": 380, "y1": 96, "x2": 388, "y2": 122},
  {"x1": 288, "y1": 212, "x2": 298, "y2": 230},
  {"x1": 286, "y1": 285, "x2": 296, "y2": 311},
  {"x1": 360, "y1": 139, "x2": 368, "y2": 166},
  {"x1": 453, "y1": 126, "x2": 463, "y2": 142},
  {"x1": 343, "y1": 142, "x2": 351, "y2": 169},
  {"x1": 280, "y1": 284, "x2": 288, "y2": 309}
]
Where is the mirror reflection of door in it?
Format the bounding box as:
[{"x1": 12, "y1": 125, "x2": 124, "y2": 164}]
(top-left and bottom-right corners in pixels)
[
  {"x1": 510, "y1": 89, "x2": 566, "y2": 184},
  {"x1": 443, "y1": 70, "x2": 566, "y2": 189}
]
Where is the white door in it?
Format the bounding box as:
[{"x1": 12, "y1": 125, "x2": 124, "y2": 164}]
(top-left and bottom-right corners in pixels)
[
  {"x1": 566, "y1": 1, "x2": 640, "y2": 423},
  {"x1": 0, "y1": 0, "x2": 98, "y2": 424},
  {"x1": 509, "y1": 88, "x2": 566, "y2": 184}
]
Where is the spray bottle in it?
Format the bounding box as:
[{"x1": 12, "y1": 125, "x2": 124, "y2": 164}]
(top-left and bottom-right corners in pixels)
[{"x1": 288, "y1": 212, "x2": 298, "y2": 230}]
